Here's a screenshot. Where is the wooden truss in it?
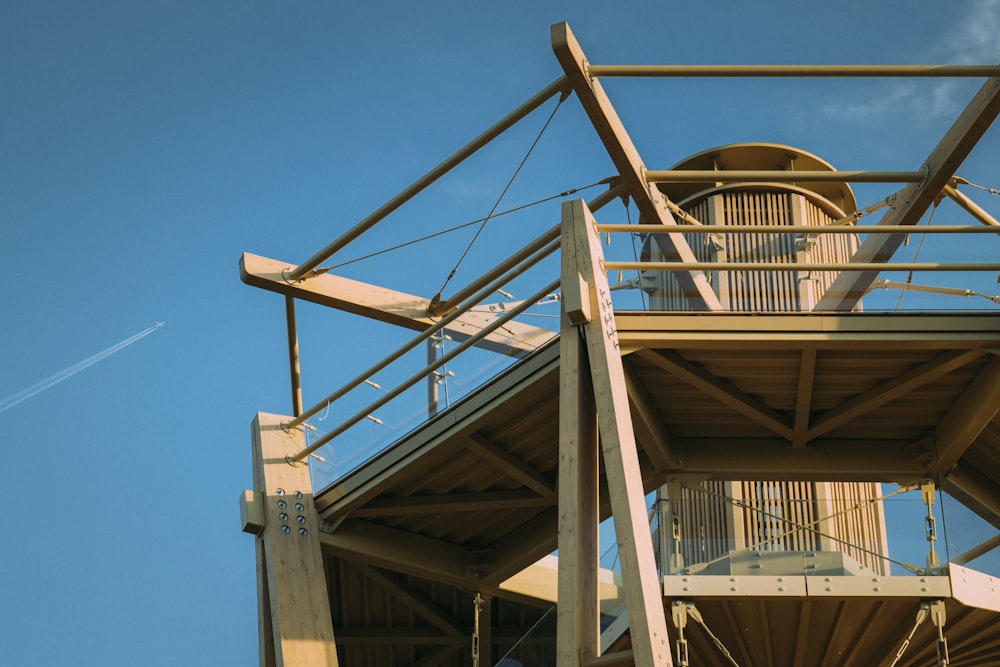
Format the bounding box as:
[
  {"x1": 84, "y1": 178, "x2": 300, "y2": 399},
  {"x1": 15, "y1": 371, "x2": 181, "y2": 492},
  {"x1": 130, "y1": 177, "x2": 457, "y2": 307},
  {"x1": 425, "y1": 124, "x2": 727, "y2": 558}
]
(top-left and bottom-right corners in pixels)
[{"x1": 240, "y1": 20, "x2": 1000, "y2": 667}]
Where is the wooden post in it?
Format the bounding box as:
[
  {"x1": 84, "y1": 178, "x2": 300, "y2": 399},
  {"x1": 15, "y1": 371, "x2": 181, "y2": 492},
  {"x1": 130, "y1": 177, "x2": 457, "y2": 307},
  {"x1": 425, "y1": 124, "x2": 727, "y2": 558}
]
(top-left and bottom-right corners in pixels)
[
  {"x1": 557, "y1": 221, "x2": 601, "y2": 665},
  {"x1": 251, "y1": 412, "x2": 339, "y2": 666},
  {"x1": 563, "y1": 199, "x2": 673, "y2": 666}
]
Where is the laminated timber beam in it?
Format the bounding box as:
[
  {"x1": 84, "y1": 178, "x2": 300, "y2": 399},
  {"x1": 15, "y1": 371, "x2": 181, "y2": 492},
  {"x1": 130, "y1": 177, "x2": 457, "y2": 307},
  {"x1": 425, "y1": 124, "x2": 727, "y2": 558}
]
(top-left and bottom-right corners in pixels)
[
  {"x1": 942, "y1": 461, "x2": 1000, "y2": 530},
  {"x1": 551, "y1": 22, "x2": 721, "y2": 312},
  {"x1": 634, "y1": 348, "x2": 795, "y2": 441},
  {"x1": 250, "y1": 413, "x2": 339, "y2": 667},
  {"x1": 815, "y1": 73, "x2": 1000, "y2": 311},
  {"x1": 561, "y1": 198, "x2": 673, "y2": 666},
  {"x1": 805, "y1": 348, "x2": 988, "y2": 441},
  {"x1": 927, "y1": 355, "x2": 1000, "y2": 477},
  {"x1": 319, "y1": 519, "x2": 474, "y2": 590},
  {"x1": 241, "y1": 252, "x2": 552, "y2": 357}
]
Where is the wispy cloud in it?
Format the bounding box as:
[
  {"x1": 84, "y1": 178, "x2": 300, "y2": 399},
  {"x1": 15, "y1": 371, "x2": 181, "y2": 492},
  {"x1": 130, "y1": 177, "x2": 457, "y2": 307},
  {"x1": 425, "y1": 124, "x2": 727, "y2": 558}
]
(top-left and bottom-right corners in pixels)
[
  {"x1": 943, "y1": 0, "x2": 1000, "y2": 64},
  {"x1": 821, "y1": 0, "x2": 1000, "y2": 123}
]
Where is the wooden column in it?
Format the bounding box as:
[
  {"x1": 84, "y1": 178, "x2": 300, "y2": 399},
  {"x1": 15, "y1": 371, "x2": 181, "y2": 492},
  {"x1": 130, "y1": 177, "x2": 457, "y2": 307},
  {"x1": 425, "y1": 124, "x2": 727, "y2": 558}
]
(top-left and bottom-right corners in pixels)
[
  {"x1": 563, "y1": 199, "x2": 673, "y2": 666},
  {"x1": 557, "y1": 221, "x2": 601, "y2": 664},
  {"x1": 251, "y1": 412, "x2": 339, "y2": 666}
]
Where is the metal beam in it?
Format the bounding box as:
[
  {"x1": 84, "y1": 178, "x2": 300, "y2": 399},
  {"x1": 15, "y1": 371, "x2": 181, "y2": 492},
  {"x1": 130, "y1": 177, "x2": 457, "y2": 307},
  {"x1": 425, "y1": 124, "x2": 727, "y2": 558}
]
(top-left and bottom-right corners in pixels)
[
  {"x1": 551, "y1": 21, "x2": 720, "y2": 312},
  {"x1": 815, "y1": 74, "x2": 1000, "y2": 311}
]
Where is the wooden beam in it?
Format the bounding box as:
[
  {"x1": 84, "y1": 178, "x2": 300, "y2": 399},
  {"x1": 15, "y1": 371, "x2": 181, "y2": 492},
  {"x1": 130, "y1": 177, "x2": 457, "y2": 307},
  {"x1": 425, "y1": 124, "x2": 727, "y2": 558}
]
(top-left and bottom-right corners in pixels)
[
  {"x1": 255, "y1": 539, "x2": 277, "y2": 667},
  {"x1": 464, "y1": 433, "x2": 556, "y2": 499},
  {"x1": 320, "y1": 519, "x2": 474, "y2": 589},
  {"x1": 481, "y1": 507, "x2": 560, "y2": 585},
  {"x1": 351, "y1": 490, "x2": 553, "y2": 518},
  {"x1": 330, "y1": 628, "x2": 459, "y2": 645},
  {"x1": 411, "y1": 643, "x2": 467, "y2": 667},
  {"x1": 557, "y1": 285, "x2": 601, "y2": 665},
  {"x1": 678, "y1": 438, "x2": 930, "y2": 480},
  {"x1": 355, "y1": 564, "x2": 466, "y2": 639},
  {"x1": 791, "y1": 348, "x2": 818, "y2": 448},
  {"x1": 814, "y1": 74, "x2": 1000, "y2": 310},
  {"x1": 928, "y1": 356, "x2": 1000, "y2": 476},
  {"x1": 251, "y1": 413, "x2": 339, "y2": 666},
  {"x1": 241, "y1": 252, "x2": 554, "y2": 357},
  {"x1": 635, "y1": 347, "x2": 795, "y2": 441},
  {"x1": 563, "y1": 198, "x2": 673, "y2": 666},
  {"x1": 551, "y1": 22, "x2": 721, "y2": 312},
  {"x1": 623, "y1": 358, "x2": 683, "y2": 470},
  {"x1": 942, "y1": 464, "x2": 1000, "y2": 531},
  {"x1": 806, "y1": 349, "x2": 985, "y2": 441}
]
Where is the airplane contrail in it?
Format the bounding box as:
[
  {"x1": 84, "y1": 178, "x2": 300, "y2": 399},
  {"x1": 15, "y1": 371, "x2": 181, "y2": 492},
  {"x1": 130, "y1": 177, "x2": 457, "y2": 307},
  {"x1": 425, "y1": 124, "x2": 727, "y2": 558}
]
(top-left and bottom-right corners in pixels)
[{"x1": 0, "y1": 322, "x2": 165, "y2": 414}]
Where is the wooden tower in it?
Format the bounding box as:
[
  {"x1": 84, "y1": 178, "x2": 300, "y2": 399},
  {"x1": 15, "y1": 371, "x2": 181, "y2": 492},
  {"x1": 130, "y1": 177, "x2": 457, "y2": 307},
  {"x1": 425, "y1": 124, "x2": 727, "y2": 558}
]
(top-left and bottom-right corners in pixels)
[{"x1": 239, "y1": 22, "x2": 1000, "y2": 667}]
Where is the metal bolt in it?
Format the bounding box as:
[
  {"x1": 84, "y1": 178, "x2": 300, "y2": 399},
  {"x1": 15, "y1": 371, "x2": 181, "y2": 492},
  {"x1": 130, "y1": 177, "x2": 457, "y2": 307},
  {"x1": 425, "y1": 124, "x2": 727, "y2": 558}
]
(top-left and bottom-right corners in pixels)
[
  {"x1": 299, "y1": 528, "x2": 308, "y2": 536},
  {"x1": 296, "y1": 516, "x2": 306, "y2": 524},
  {"x1": 279, "y1": 513, "x2": 288, "y2": 521},
  {"x1": 280, "y1": 525, "x2": 290, "y2": 534}
]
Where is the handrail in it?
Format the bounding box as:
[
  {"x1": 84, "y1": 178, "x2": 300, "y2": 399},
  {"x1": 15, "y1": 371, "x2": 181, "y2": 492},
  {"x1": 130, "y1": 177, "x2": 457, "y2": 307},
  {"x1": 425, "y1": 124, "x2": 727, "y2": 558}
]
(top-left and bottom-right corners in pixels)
[
  {"x1": 645, "y1": 170, "x2": 925, "y2": 184},
  {"x1": 587, "y1": 64, "x2": 1000, "y2": 78},
  {"x1": 428, "y1": 181, "x2": 626, "y2": 315},
  {"x1": 288, "y1": 278, "x2": 560, "y2": 463},
  {"x1": 607, "y1": 261, "x2": 1000, "y2": 272},
  {"x1": 288, "y1": 76, "x2": 571, "y2": 281},
  {"x1": 595, "y1": 224, "x2": 1000, "y2": 234},
  {"x1": 283, "y1": 237, "x2": 560, "y2": 431}
]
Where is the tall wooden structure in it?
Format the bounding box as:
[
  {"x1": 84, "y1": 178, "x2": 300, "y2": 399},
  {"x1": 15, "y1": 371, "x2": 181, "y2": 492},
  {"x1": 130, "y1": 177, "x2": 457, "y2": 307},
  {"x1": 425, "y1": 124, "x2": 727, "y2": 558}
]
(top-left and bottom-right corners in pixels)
[
  {"x1": 647, "y1": 143, "x2": 889, "y2": 578},
  {"x1": 240, "y1": 22, "x2": 1000, "y2": 667}
]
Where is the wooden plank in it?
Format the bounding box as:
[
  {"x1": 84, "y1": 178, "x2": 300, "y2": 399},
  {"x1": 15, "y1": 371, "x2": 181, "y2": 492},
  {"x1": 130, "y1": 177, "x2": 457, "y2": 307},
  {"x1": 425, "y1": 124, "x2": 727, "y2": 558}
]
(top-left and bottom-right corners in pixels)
[
  {"x1": 563, "y1": 198, "x2": 673, "y2": 666},
  {"x1": 929, "y1": 355, "x2": 1000, "y2": 476},
  {"x1": 551, "y1": 22, "x2": 721, "y2": 312},
  {"x1": 815, "y1": 74, "x2": 1000, "y2": 310},
  {"x1": 251, "y1": 413, "x2": 339, "y2": 667},
  {"x1": 241, "y1": 252, "x2": 554, "y2": 357}
]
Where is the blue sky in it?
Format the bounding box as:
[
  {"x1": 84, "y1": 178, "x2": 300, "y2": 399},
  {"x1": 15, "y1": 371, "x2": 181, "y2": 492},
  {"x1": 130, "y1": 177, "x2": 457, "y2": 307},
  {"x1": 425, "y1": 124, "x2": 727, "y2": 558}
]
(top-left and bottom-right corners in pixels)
[{"x1": 2, "y1": 1, "x2": 999, "y2": 665}]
